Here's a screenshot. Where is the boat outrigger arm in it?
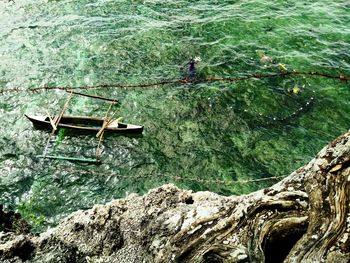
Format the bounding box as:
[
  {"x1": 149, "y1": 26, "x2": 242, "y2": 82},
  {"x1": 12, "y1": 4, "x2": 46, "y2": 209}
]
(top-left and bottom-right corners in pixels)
[
  {"x1": 37, "y1": 91, "x2": 121, "y2": 164},
  {"x1": 66, "y1": 90, "x2": 119, "y2": 103}
]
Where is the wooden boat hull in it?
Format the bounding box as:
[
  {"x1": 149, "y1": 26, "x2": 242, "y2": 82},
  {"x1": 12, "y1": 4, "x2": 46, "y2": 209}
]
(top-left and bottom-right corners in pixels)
[{"x1": 25, "y1": 115, "x2": 143, "y2": 134}]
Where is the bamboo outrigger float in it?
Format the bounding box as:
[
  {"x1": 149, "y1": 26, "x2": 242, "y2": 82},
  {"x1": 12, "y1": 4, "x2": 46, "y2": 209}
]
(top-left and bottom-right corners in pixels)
[{"x1": 26, "y1": 90, "x2": 143, "y2": 164}]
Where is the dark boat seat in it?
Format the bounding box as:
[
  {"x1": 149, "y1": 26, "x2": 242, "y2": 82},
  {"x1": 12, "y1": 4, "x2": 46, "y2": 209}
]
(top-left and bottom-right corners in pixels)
[{"x1": 117, "y1": 123, "x2": 127, "y2": 128}]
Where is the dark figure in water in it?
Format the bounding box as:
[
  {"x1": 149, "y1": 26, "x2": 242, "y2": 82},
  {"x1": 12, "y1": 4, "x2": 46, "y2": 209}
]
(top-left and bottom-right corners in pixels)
[{"x1": 186, "y1": 56, "x2": 201, "y2": 80}]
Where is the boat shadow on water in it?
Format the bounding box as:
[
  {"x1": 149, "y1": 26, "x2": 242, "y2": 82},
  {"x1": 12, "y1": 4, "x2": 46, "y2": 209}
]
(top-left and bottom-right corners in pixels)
[{"x1": 32, "y1": 125, "x2": 144, "y2": 139}]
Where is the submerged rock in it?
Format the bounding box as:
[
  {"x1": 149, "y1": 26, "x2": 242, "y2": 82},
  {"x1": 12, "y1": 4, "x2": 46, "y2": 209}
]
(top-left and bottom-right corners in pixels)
[{"x1": 1, "y1": 130, "x2": 350, "y2": 262}]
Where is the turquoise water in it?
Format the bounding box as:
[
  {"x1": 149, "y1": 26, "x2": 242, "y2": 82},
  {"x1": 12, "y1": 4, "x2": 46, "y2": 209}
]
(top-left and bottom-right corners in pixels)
[{"x1": 0, "y1": 0, "x2": 349, "y2": 231}]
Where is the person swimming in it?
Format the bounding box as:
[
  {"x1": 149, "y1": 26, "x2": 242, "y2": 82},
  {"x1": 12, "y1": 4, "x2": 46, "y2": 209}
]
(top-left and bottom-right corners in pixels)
[{"x1": 187, "y1": 56, "x2": 201, "y2": 79}]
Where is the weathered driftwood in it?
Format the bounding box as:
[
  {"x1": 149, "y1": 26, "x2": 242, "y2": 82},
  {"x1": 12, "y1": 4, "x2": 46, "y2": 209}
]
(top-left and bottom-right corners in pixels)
[{"x1": 1, "y1": 130, "x2": 350, "y2": 262}]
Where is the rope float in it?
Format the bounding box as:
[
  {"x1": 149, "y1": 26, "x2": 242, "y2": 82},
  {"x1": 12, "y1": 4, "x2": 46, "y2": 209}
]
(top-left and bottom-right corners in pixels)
[{"x1": 255, "y1": 95, "x2": 316, "y2": 127}]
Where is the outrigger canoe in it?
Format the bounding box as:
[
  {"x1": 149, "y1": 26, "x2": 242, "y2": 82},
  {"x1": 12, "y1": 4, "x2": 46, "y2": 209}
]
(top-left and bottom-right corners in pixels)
[{"x1": 25, "y1": 114, "x2": 143, "y2": 134}]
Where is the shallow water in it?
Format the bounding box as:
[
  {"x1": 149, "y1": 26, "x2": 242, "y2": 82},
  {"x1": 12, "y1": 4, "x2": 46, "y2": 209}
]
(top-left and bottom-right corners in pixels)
[{"x1": 0, "y1": 0, "x2": 349, "y2": 231}]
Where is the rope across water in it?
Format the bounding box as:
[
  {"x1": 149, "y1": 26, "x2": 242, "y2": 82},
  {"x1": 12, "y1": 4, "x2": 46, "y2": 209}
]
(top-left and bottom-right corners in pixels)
[
  {"x1": 0, "y1": 71, "x2": 348, "y2": 95},
  {"x1": 63, "y1": 167, "x2": 287, "y2": 186}
]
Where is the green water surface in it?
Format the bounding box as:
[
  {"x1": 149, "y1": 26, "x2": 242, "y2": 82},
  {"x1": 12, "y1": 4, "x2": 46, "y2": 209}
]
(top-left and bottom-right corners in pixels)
[{"x1": 0, "y1": 0, "x2": 349, "y2": 231}]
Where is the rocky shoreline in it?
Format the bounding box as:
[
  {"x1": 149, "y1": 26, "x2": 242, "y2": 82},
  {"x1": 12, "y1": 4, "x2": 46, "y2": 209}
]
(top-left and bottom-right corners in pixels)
[{"x1": 1, "y1": 130, "x2": 350, "y2": 262}]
